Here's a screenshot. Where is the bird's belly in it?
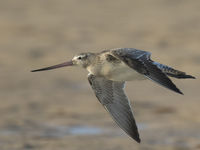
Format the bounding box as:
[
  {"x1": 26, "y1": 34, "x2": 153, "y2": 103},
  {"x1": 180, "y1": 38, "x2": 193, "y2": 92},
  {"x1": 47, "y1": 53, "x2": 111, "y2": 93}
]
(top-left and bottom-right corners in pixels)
[
  {"x1": 107, "y1": 68, "x2": 145, "y2": 81},
  {"x1": 100, "y1": 62, "x2": 145, "y2": 81}
]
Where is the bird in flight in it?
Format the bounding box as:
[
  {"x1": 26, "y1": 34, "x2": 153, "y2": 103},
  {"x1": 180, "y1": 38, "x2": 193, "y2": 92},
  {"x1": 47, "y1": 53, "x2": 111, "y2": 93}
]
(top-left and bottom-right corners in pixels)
[{"x1": 31, "y1": 48, "x2": 195, "y2": 143}]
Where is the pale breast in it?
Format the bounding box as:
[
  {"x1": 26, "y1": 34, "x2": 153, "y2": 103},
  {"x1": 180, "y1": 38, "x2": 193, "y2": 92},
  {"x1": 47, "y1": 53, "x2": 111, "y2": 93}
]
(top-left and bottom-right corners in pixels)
[{"x1": 87, "y1": 60, "x2": 145, "y2": 81}]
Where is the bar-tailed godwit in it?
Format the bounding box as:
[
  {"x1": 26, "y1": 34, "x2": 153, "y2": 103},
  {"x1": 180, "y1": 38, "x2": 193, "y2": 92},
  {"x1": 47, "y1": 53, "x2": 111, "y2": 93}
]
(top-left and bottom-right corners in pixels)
[{"x1": 32, "y1": 48, "x2": 195, "y2": 143}]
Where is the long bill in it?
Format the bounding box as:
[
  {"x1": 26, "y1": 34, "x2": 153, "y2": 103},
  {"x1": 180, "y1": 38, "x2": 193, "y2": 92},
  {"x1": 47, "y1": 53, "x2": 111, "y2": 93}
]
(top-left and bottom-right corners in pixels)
[{"x1": 31, "y1": 60, "x2": 73, "y2": 72}]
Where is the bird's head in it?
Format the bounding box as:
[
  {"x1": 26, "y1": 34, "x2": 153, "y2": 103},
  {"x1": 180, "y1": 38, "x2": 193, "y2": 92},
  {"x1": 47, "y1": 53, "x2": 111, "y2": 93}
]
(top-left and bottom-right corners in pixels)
[
  {"x1": 72, "y1": 53, "x2": 95, "y2": 68},
  {"x1": 31, "y1": 52, "x2": 95, "y2": 72}
]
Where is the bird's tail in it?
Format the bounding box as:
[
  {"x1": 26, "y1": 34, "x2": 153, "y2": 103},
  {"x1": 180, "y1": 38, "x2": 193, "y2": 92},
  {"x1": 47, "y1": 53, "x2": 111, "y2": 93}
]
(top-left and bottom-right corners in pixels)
[{"x1": 153, "y1": 62, "x2": 195, "y2": 79}]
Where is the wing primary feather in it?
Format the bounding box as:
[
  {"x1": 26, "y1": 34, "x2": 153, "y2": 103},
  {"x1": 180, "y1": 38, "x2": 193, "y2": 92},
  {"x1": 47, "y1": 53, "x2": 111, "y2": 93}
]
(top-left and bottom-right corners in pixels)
[
  {"x1": 144, "y1": 60, "x2": 183, "y2": 95},
  {"x1": 112, "y1": 48, "x2": 183, "y2": 94},
  {"x1": 88, "y1": 74, "x2": 141, "y2": 143}
]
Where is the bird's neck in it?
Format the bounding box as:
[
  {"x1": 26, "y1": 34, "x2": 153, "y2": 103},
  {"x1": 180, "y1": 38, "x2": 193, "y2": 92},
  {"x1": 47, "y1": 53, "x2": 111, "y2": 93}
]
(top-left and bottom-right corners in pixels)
[{"x1": 82, "y1": 53, "x2": 97, "y2": 68}]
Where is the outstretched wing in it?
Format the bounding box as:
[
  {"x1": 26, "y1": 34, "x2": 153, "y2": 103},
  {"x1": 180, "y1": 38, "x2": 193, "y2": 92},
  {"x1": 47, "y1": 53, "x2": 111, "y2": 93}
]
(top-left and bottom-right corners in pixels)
[
  {"x1": 88, "y1": 74, "x2": 140, "y2": 143},
  {"x1": 112, "y1": 48, "x2": 183, "y2": 94}
]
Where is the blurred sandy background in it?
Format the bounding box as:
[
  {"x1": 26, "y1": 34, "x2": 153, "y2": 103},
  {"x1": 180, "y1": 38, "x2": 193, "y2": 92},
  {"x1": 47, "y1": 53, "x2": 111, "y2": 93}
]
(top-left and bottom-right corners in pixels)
[{"x1": 0, "y1": 0, "x2": 200, "y2": 149}]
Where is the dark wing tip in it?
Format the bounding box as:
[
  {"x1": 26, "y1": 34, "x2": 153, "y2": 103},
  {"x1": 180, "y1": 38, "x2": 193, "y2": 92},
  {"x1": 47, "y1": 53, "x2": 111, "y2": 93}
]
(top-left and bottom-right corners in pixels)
[
  {"x1": 169, "y1": 82, "x2": 184, "y2": 95},
  {"x1": 132, "y1": 135, "x2": 141, "y2": 143},
  {"x1": 176, "y1": 88, "x2": 184, "y2": 95},
  {"x1": 137, "y1": 138, "x2": 141, "y2": 143},
  {"x1": 127, "y1": 127, "x2": 141, "y2": 143},
  {"x1": 164, "y1": 81, "x2": 184, "y2": 95},
  {"x1": 128, "y1": 127, "x2": 141, "y2": 143}
]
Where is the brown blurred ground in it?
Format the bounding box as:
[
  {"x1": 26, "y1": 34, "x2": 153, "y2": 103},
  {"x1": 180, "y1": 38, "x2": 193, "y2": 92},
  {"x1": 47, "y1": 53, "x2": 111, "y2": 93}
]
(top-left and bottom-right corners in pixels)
[{"x1": 0, "y1": 0, "x2": 200, "y2": 150}]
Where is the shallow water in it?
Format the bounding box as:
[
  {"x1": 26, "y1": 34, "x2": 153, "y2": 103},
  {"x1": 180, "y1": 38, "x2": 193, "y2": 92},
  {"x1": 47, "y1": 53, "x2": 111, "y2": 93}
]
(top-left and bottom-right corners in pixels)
[
  {"x1": 67, "y1": 126, "x2": 103, "y2": 135},
  {"x1": 0, "y1": 123, "x2": 148, "y2": 138},
  {"x1": 41, "y1": 125, "x2": 104, "y2": 138}
]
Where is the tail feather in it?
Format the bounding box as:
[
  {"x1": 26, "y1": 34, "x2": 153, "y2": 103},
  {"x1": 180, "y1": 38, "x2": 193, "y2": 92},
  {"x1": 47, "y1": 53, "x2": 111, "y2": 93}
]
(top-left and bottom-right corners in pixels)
[
  {"x1": 166, "y1": 73, "x2": 195, "y2": 79},
  {"x1": 153, "y1": 62, "x2": 195, "y2": 79}
]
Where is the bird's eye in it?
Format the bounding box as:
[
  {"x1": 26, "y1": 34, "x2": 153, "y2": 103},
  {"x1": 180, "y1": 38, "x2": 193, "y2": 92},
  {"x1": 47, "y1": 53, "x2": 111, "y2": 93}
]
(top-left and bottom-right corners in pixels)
[{"x1": 78, "y1": 56, "x2": 82, "y2": 60}]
